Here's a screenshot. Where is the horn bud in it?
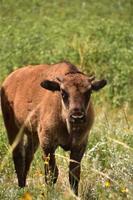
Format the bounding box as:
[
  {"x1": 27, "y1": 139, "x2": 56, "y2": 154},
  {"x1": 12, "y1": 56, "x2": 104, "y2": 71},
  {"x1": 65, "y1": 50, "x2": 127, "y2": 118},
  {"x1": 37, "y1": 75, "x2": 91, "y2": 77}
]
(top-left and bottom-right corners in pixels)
[{"x1": 88, "y1": 75, "x2": 95, "y2": 82}]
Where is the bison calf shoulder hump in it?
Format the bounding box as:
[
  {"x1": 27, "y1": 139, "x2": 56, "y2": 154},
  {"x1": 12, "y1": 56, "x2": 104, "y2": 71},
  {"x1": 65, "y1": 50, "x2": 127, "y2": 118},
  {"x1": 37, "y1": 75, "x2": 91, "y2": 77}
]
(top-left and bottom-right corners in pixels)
[{"x1": 1, "y1": 61, "x2": 107, "y2": 195}]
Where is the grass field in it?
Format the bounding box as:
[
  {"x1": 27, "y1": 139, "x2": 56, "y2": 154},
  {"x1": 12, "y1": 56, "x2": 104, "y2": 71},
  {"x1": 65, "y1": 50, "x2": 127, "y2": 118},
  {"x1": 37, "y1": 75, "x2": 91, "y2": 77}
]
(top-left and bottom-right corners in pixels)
[
  {"x1": 0, "y1": 108, "x2": 133, "y2": 200},
  {"x1": 0, "y1": 0, "x2": 133, "y2": 199}
]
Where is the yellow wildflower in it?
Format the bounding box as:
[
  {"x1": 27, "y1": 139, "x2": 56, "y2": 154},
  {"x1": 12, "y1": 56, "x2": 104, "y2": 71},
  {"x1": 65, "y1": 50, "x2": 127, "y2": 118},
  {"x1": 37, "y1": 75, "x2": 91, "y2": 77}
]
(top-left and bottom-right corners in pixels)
[
  {"x1": 105, "y1": 180, "x2": 111, "y2": 188},
  {"x1": 20, "y1": 192, "x2": 32, "y2": 200},
  {"x1": 121, "y1": 187, "x2": 128, "y2": 193}
]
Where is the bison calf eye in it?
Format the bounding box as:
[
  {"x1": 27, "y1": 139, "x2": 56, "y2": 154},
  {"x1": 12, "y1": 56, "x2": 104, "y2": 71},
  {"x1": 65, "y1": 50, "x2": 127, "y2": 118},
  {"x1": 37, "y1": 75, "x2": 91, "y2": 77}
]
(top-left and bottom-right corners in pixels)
[
  {"x1": 61, "y1": 89, "x2": 68, "y2": 102},
  {"x1": 84, "y1": 90, "x2": 91, "y2": 103}
]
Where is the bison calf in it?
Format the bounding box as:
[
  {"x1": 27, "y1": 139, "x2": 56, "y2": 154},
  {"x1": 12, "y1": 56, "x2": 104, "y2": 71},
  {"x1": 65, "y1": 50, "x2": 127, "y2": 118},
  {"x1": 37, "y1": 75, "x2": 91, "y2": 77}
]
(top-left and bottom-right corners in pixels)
[{"x1": 1, "y1": 61, "x2": 107, "y2": 195}]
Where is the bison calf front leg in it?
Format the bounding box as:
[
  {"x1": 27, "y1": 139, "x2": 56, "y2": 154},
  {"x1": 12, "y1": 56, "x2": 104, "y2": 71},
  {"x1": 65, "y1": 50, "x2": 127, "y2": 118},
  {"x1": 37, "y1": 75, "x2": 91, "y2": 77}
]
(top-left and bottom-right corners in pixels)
[
  {"x1": 69, "y1": 146, "x2": 86, "y2": 196},
  {"x1": 42, "y1": 149, "x2": 58, "y2": 185}
]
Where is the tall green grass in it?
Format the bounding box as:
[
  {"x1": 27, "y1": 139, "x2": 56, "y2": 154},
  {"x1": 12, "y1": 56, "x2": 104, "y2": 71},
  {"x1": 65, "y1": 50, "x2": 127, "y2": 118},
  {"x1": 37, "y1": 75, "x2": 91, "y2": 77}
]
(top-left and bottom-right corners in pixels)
[
  {"x1": 0, "y1": 0, "x2": 133, "y2": 106},
  {"x1": 0, "y1": 108, "x2": 133, "y2": 199}
]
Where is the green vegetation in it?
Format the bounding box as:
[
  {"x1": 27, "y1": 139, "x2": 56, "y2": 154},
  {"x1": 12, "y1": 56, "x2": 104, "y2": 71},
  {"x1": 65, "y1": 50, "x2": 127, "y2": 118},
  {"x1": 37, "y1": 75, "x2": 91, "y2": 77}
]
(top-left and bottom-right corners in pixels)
[
  {"x1": 0, "y1": 0, "x2": 133, "y2": 199},
  {"x1": 0, "y1": 0, "x2": 133, "y2": 106},
  {"x1": 0, "y1": 109, "x2": 133, "y2": 200}
]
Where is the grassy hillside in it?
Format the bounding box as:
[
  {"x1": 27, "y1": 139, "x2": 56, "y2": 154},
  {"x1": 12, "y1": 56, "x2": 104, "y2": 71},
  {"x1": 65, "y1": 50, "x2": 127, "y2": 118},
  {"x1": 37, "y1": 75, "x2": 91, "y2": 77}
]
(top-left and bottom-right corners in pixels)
[
  {"x1": 0, "y1": 0, "x2": 133, "y2": 106},
  {"x1": 0, "y1": 0, "x2": 133, "y2": 199}
]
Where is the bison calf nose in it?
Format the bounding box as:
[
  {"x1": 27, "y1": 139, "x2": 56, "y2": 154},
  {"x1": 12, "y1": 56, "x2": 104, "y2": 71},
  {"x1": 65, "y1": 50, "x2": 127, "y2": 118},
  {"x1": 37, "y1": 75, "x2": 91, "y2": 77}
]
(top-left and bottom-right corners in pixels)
[{"x1": 70, "y1": 111, "x2": 86, "y2": 124}]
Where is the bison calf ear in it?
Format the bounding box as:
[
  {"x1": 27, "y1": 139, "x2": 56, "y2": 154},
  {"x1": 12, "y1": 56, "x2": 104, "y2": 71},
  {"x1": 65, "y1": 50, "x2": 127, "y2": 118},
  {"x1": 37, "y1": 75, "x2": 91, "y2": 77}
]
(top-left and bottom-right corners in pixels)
[
  {"x1": 91, "y1": 79, "x2": 107, "y2": 91},
  {"x1": 40, "y1": 80, "x2": 60, "y2": 91}
]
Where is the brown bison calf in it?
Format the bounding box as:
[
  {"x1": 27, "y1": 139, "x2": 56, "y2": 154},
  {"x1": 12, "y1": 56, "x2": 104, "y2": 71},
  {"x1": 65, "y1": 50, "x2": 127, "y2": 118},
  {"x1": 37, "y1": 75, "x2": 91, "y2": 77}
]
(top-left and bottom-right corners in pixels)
[{"x1": 1, "y1": 61, "x2": 106, "y2": 195}]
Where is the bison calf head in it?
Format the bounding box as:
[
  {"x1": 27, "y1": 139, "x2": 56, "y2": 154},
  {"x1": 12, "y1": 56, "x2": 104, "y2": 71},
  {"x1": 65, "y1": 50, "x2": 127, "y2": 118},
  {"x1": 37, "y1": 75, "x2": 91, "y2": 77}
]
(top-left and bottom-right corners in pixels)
[{"x1": 41, "y1": 72, "x2": 107, "y2": 133}]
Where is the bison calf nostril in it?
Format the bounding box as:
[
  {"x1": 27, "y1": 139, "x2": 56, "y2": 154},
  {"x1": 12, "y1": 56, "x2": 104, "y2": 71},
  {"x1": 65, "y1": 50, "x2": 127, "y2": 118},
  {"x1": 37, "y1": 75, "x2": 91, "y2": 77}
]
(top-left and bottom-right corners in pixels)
[
  {"x1": 71, "y1": 114, "x2": 84, "y2": 119},
  {"x1": 70, "y1": 112, "x2": 85, "y2": 123}
]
